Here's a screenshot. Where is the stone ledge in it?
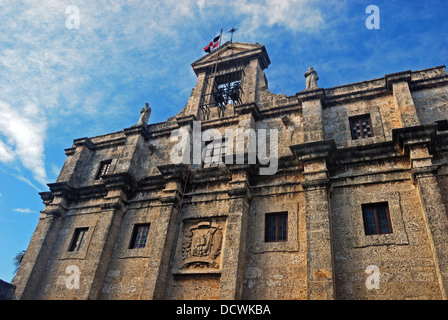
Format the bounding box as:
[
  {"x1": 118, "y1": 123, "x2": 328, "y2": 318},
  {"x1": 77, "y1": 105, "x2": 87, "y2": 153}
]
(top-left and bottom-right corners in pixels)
[
  {"x1": 392, "y1": 124, "x2": 438, "y2": 151},
  {"x1": 290, "y1": 139, "x2": 336, "y2": 163},
  {"x1": 296, "y1": 88, "x2": 326, "y2": 103},
  {"x1": 234, "y1": 103, "x2": 260, "y2": 118},
  {"x1": 385, "y1": 70, "x2": 412, "y2": 90},
  {"x1": 123, "y1": 125, "x2": 150, "y2": 141}
]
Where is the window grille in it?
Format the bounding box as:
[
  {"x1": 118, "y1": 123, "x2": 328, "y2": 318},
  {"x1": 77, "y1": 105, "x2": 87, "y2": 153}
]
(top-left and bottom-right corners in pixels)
[
  {"x1": 199, "y1": 62, "x2": 246, "y2": 119},
  {"x1": 95, "y1": 160, "x2": 112, "y2": 180},
  {"x1": 350, "y1": 114, "x2": 374, "y2": 140}
]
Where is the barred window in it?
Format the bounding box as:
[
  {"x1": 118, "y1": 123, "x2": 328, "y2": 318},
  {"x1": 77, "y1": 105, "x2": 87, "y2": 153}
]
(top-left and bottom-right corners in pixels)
[
  {"x1": 129, "y1": 224, "x2": 151, "y2": 249},
  {"x1": 213, "y1": 71, "x2": 243, "y2": 107},
  {"x1": 95, "y1": 160, "x2": 112, "y2": 179},
  {"x1": 265, "y1": 212, "x2": 288, "y2": 242},
  {"x1": 350, "y1": 114, "x2": 374, "y2": 140},
  {"x1": 362, "y1": 203, "x2": 392, "y2": 235},
  {"x1": 203, "y1": 138, "x2": 228, "y2": 168},
  {"x1": 69, "y1": 227, "x2": 89, "y2": 252}
]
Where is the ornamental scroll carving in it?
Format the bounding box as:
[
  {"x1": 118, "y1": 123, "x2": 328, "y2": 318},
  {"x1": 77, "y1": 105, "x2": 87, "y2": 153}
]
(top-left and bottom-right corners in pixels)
[{"x1": 181, "y1": 220, "x2": 224, "y2": 270}]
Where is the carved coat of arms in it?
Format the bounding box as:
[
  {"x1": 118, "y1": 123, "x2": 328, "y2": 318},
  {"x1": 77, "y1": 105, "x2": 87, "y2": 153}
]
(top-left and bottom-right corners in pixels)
[{"x1": 181, "y1": 221, "x2": 223, "y2": 270}]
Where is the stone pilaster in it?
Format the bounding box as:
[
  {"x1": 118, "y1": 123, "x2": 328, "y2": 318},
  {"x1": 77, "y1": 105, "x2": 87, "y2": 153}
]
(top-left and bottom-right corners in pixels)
[
  {"x1": 413, "y1": 165, "x2": 448, "y2": 300},
  {"x1": 140, "y1": 164, "x2": 189, "y2": 300},
  {"x1": 394, "y1": 125, "x2": 448, "y2": 299},
  {"x1": 59, "y1": 137, "x2": 94, "y2": 185},
  {"x1": 297, "y1": 89, "x2": 326, "y2": 143},
  {"x1": 386, "y1": 71, "x2": 421, "y2": 127},
  {"x1": 291, "y1": 140, "x2": 336, "y2": 300},
  {"x1": 84, "y1": 200, "x2": 126, "y2": 299},
  {"x1": 12, "y1": 183, "x2": 71, "y2": 299},
  {"x1": 12, "y1": 214, "x2": 63, "y2": 299},
  {"x1": 219, "y1": 166, "x2": 251, "y2": 299}
]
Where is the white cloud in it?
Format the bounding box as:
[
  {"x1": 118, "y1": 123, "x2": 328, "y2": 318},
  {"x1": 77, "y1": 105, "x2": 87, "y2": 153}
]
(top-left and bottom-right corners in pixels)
[
  {"x1": 0, "y1": 140, "x2": 15, "y2": 163},
  {"x1": 0, "y1": 101, "x2": 47, "y2": 186},
  {"x1": 196, "y1": 0, "x2": 326, "y2": 37},
  {"x1": 12, "y1": 208, "x2": 35, "y2": 214},
  {"x1": 238, "y1": 0, "x2": 324, "y2": 35}
]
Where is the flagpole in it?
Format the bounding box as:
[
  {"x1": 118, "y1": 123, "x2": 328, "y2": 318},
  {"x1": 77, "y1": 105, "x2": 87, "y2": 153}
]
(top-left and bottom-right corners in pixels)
[
  {"x1": 208, "y1": 28, "x2": 223, "y2": 111},
  {"x1": 212, "y1": 28, "x2": 223, "y2": 78}
]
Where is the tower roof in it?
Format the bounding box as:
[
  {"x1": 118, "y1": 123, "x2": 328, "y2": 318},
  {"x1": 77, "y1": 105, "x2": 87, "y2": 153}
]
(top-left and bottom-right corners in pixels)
[{"x1": 191, "y1": 41, "x2": 271, "y2": 75}]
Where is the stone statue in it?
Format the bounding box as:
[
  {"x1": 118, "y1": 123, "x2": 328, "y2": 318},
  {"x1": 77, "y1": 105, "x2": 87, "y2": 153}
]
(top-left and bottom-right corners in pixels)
[
  {"x1": 304, "y1": 66, "x2": 319, "y2": 90},
  {"x1": 137, "y1": 103, "x2": 151, "y2": 126}
]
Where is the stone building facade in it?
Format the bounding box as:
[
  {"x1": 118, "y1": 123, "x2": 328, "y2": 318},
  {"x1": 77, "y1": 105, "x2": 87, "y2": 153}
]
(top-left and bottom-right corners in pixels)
[{"x1": 13, "y1": 42, "x2": 448, "y2": 300}]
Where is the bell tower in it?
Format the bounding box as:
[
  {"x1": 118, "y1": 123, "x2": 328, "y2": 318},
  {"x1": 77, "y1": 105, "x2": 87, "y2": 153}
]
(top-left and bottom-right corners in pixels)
[{"x1": 175, "y1": 41, "x2": 271, "y2": 121}]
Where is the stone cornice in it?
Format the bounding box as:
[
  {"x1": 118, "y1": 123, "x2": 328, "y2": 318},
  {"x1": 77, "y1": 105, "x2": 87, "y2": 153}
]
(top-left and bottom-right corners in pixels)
[
  {"x1": 101, "y1": 172, "x2": 135, "y2": 191},
  {"x1": 392, "y1": 124, "x2": 438, "y2": 152},
  {"x1": 157, "y1": 164, "x2": 190, "y2": 183},
  {"x1": 234, "y1": 103, "x2": 260, "y2": 118},
  {"x1": 123, "y1": 125, "x2": 151, "y2": 141},
  {"x1": 385, "y1": 70, "x2": 412, "y2": 90},
  {"x1": 47, "y1": 182, "x2": 76, "y2": 200},
  {"x1": 296, "y1": 88, "x2": 326, "y2": 104},
  {"x1": 176, "y1": 114, "x2": 197, "y2": 128},
  {"x1": 191, "y1": 42, "x2": 270, "y2": 74},
  {"x1": 290, "y1": 139, "x2": 336, "y2": 163}
]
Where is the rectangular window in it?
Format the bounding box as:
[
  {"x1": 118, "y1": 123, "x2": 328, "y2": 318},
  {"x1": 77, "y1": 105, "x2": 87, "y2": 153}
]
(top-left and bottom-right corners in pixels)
[
  {"x1": 95, "y1": 160, "x2": 112, "y2": 180},
  {"x1": 362, "y1": 203, "x2": 392, "y2": 235},
  {"x1": 265, "y1": 212, "x2": 288, "y2": 242},
  {"x1": 350, "y1": 114, "x2": 374, "y2": 140},
  {"x1": 203, "y1": 138, "x2": 228, "y2": 168},
  {"x1": 129, "y1": 224, "x2": 151, "y2": 249},
  {"x1": 69, "y1": 227, "x2": 89, "y2": 252}
]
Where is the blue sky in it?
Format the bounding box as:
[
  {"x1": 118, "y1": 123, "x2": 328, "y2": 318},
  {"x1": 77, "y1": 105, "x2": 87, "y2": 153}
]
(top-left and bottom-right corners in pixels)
[{"x1": 1, "y1": 0, "x2": 448, "y2": 282}]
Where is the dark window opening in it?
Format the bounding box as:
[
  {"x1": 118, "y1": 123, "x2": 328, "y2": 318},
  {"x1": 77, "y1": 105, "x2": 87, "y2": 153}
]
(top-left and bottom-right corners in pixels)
[
  {"x1": 350, "y1": 114, "x2": 374, "y2": 140},
  {"x1": 69, "y1": 227, "x2": 89, "y2": 252},
  {"x1": 95, "y1": 160, "x2": 112, "y2": 180},
  {"x1": 198, "y1": 63, "x2": 246, "y2": 119},
  {"x1": 362, "y1": 203, "x2": 392, "y2": 235},
  {"x1": 129, "y1": 224, "x2": 151, "y2": 249},
  {"x1": 212, "y1": 71, "x2": 243, "y2": 108},
  {"x1": 265, "y1": 212, "x2": 288, "y2": 242},
  {"x1": 436, "y1": 119, "x2": 448, "y2": 131}
]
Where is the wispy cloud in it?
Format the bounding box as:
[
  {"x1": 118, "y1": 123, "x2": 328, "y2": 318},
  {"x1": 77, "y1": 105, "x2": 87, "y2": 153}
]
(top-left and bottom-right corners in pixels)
[
  {"x1": 12, "y1": 208, "x2": 35, "y2": 214},
  {"x1": 0, "y1": 101, "x2": 47, "y2": 186}
]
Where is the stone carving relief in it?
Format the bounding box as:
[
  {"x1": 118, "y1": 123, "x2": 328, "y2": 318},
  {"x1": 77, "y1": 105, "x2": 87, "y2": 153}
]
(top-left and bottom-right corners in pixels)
[{"x1": 179, "y1": 220, "x2": 224, "y2": 272}]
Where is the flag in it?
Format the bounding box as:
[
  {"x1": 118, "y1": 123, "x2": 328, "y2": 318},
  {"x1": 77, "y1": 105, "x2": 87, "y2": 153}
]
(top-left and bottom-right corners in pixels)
[{"x1": 204, "y1": 35, "x2": 220, "y2": 53}]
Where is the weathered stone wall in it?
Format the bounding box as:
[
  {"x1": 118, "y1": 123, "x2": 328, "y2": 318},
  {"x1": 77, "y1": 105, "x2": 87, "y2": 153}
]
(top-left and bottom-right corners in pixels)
[
  {"x1": 331, "y1": 180, "x2": 443, "y2": 299},
  {"x1": 322, "y1": 95, "x2": 401, "y2": 148},
  {"x1": 243, "y1": 191, "x2": 307, "y2": 300}
]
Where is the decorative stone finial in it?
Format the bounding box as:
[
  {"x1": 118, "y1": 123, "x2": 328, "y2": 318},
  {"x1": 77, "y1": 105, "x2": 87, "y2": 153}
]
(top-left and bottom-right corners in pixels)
[{"x1": 304, "y1": 66, "x2": 319, "y2": 90}]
